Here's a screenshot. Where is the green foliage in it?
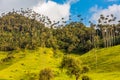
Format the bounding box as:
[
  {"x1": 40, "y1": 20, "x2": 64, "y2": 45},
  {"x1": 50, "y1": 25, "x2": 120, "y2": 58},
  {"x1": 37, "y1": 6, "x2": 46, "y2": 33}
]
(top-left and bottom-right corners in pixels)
[
  {"x1": 0, "y1": 12, "x2": 45, "y2": 50},
  {"x1": 0, "y1": 10, "x2": 97, "y2": 53},
  {"x1": 54, "y1": 22, "x2": 96, "y2": 53},
  {"x1": 82, "y1": 75, "x2": 91, "y2": 80},
  {"x1": 39, "y1": 68, "x2": 54, "y2": 80},
  {"x1": 0, "y1": 10, "x2": 120, "y2": 54},
  {"x1": 1, "y1": 54, "x2": 14, "y2": 62},
  {"x1": 81, "y1": 66, "x2": 90, "y2": 74},
  {"x1": 61, "y1": 56, "x2": 81, "y2": 69},
  {"x1": 61, "y1": 56, "x2": 89, "y2": 80}
]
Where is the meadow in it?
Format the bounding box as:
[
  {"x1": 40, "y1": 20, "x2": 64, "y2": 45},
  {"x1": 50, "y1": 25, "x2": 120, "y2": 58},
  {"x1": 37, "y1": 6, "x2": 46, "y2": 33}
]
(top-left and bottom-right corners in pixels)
[{"x1": 0, "y1": 45, "x2": 120, "y2": 80}]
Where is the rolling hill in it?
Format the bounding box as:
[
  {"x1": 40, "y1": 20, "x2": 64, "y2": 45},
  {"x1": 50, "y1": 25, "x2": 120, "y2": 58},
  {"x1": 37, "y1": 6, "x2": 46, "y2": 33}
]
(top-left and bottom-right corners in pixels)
[
  {"x1": 0, "y1": 45, "x2": 120, "y2": 80},
  {"x1": 81, "y1": 45, "x2": 120, "y2": 80}
]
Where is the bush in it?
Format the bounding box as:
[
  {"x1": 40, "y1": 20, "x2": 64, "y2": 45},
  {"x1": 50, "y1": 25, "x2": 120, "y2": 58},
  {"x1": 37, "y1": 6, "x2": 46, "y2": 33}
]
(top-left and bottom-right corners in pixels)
[
  {"x1": 82, "y1": 75, "x2": 91, "y2": 80},
  {"x1": 61, "y1": 56, "x2": 81, "y2": 69},
  {"x1": 39, "y1": 68, "x2": 54, "y2": 80},
  {"x1": 60, "y1": 56, "x2": 90, "y2": 80},
  {"x1": 1, "y1": 54, "x2": 14, "y2": 62},
  {"x1": 61, "y1": 56, "x2": 82, "y2": 80},
  {"x1": 81, "y1": 65, "x2": 90, "y2": 73}
]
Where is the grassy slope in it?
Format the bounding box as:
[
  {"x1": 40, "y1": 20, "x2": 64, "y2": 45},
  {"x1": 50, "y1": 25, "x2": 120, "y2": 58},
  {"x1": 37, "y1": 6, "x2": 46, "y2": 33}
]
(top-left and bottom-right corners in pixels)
[
  {"x1": 0, "y1": 45, "x2": 120, "y2": 80},
  {"x1": 81, "y1": 45, "x2": 120, "y2": 80},
  {"x1": 0, "y1": 48, "x2": 73, "y2": 80}
]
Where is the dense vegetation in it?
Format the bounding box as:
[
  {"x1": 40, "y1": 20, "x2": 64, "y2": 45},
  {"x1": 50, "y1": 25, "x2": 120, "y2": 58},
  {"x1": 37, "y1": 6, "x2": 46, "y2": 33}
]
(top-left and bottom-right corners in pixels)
[
  {"x1": 1, "y1": 9, "x2": 120, "y2": 53},
  {"x1": 0, "y1": 10, "x2": 94, "y2": 53}
]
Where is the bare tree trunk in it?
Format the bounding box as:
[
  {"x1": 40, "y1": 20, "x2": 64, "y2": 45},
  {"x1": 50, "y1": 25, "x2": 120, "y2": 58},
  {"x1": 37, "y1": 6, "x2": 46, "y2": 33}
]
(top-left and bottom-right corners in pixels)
[
  {"x1": 106, "y1": 29, "x2": 109, "y2": 48},
  {"x1": 76, "y1": 76, "x2": 79, "y2": 80},
  {"x1": 111, "y1": 29, "x2": 113, "y2": 46},
  {"x1": 102, "y1": 29, "x2": 106, "y2": 48}
]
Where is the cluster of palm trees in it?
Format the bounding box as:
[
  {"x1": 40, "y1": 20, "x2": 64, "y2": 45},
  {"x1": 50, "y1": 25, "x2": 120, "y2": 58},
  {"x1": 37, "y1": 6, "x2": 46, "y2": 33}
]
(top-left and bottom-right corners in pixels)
[{"x1": 97, "y1": 14, "x2": 120, "y2": 48}]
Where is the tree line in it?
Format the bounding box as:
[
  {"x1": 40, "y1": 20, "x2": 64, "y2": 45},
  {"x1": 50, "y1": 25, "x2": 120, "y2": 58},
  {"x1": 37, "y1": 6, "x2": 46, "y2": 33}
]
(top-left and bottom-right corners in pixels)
[{"x1": 0, "y1": 9, "x2": 120, "y2": 53}]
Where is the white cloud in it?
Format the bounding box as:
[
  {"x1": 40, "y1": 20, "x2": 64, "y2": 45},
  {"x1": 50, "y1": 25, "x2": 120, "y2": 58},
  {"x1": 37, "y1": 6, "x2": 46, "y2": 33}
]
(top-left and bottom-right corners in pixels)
[
  {"x1": 90, "y1": 4, "x2": 120, "y2": 24},
  {"x1": 0, "y1": 0, "x2": 39, "y2": 13},
  {"x1": 0, "y1": 0, "x2": 79, "y2": 23},
  {"x1": 32, "y1": 0, "x2": 72, "y2": 22}
]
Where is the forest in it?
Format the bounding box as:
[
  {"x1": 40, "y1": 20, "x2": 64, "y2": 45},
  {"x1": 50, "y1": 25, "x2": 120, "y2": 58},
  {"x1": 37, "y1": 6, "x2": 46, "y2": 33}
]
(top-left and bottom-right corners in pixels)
[{"x1": 0, "y1": 8, "x2": 120, "y2": 53}]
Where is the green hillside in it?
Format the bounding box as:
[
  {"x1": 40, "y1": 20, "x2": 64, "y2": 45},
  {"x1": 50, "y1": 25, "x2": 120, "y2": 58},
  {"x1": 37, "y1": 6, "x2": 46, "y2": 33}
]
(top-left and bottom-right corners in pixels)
[
  {"x1": 0, "y1": 45, "x2": 120, "y2": 80},
  {"x1": 0, "y1": 48, "x2": 72, "y2": 80},
  {"x1": 81, "y1": 45, "x2": 120, "y2": 80}
]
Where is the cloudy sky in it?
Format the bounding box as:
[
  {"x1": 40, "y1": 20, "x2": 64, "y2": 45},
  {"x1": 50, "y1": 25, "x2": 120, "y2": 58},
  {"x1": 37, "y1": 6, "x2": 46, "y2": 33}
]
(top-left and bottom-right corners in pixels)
[{"x1": 0, "y1": 0, "x2": 120, "y2": 25}]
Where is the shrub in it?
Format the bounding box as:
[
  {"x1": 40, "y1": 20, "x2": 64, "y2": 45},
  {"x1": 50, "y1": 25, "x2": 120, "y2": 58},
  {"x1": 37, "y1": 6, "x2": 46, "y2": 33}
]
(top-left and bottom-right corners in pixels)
[
  {"x1": 82, "y1": 75, "x2": 91, "y2": 80},
  {"x1": 60, "y1": 56, "x2": 90, "y2": 80},
  {"x1": 81, "y1": 65, "x2": 90, "y2": 73},
  {"x1": 39, "y1": 68, "x2": 54, "y2": 80}
]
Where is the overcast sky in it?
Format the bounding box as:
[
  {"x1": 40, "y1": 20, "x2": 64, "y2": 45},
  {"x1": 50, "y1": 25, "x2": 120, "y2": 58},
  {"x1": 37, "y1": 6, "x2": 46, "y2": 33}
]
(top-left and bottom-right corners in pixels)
[
  {"x1": 0, "y1": 0, "x2": 120, "y2": 25},
  {"x1": 0, "y1": 0, "x2": 39, "y2": 13}
]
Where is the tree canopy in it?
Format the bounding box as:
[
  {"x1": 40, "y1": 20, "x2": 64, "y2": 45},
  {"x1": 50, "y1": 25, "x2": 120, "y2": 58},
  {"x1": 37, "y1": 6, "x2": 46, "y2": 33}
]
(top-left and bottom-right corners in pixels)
[{"x1": 0, "y1": 9, "x2": 120, "y2": 53}]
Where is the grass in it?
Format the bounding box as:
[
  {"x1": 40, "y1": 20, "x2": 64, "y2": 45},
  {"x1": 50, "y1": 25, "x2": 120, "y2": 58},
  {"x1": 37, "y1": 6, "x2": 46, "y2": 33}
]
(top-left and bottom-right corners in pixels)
[
  {"x1": 0, "y1": 45, "x2": 120, "y2": 80},
  {"x1": 0, "y1": 48, "x2": 73, "y2": 80},
  {"x1": 81, "y1": 45, "x2": 120, "y2": 80}
]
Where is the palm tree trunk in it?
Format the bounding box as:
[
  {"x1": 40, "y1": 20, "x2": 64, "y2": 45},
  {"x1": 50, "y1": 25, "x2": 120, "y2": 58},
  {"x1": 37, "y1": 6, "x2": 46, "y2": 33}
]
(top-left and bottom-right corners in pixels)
[{"x1": 76, "y1": 76, "x2": 79, "y2": 80}]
